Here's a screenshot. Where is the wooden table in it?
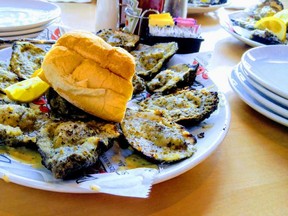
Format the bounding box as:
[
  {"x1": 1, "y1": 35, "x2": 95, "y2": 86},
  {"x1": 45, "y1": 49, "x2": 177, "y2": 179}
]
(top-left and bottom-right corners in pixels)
[{"x1": 1, "y1": 2, "x2": 288, "y2": 216}]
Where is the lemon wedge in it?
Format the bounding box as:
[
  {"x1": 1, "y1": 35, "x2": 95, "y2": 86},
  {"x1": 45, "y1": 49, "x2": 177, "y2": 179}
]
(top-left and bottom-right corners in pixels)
[
  {"x1": 31, "y1": 68, "x2": 43, "y2": 77},
  {"x1": 274, "y1": 9, "x2": 288, "y2": 26},
  {"x1": 31, "y1": 68, "x2": 49, "y2": 84},
  {"x1": 4, "y1": 77, "x2": 50, "y2": 102},
  {"x1": 254, "y1": 16, "x2": 287, "y2": 41}
]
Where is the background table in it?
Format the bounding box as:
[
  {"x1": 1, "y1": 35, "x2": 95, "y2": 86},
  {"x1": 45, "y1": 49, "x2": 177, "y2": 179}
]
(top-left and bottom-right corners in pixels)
[{"x1": 1, "y1": 2, "x2": 288, "y2": 215}]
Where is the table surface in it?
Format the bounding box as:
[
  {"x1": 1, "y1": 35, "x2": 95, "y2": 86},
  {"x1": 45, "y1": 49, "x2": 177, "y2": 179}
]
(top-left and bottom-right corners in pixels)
[{"x1": 1, "y1": 2, "x2": 288, "y2": 216}]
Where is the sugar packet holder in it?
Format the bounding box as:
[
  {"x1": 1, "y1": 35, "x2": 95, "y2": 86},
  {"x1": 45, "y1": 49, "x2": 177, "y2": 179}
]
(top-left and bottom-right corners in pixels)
[{"x1": 147, "y1": 14, "x2": 204, "y2": 54}]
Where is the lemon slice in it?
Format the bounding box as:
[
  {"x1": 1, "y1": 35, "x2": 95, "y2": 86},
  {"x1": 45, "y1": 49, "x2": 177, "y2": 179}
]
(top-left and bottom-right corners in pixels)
[
  {"x1": 4, "y1": 77, "x2": 50, "y2": 102},
  {"x1": 254, "y1": 16, "x2": 287, "y2": 41},
  {"x1": 274, "y1": 9, "x2": 288, "y2": 26}
]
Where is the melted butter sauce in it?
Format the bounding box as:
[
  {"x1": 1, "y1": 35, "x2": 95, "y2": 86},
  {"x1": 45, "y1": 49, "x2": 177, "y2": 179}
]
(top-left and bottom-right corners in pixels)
[
  {"x1": 0, "y1": 146, "x2": 43, "y2": 168},
  {"x1": 124, "y1": 154, "x2": 158, "y2": 169}
]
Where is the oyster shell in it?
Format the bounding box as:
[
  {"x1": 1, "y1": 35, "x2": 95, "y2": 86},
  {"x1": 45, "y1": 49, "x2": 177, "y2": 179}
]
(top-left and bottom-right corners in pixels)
[
  {"x1": 251, "y1": 29, "x2": 283, "y2": 45},
  {"x1": 131, "y1": 42, "x2": 178, "y2": 80},
  {"x1": 120, "y1": 109, "x2": 196, "y2": 162},
  {"x1": 37, "y1": 119, "x2": 121, "y2": 179},
  {"x1": 139, "y1": 89, "x2": 219, "y2": 125},
  {"x1": 246, "y1": 0, "x2": 284, "y2": 20},
  {"x1": 132, "y1": 74, "x2": 146, "y2": 95},
  {"x1": 0, "y1": 61, "x2": 19, "y2": 93},
  {"x1": 0, "y1": 104, "x2": 41, "y2": 147},
  {"x1": 46, "y1": 88, "x2": 90, "y2": 120},
  {"x1": 96, "y1": 29, "x2": 140, "y2": 51},
  {"x1": 9, "y1": 42, "x2": 46, "y2": 80},
  {"x1": 147, "y1": 63, "x2": 199, "y2": 95}
]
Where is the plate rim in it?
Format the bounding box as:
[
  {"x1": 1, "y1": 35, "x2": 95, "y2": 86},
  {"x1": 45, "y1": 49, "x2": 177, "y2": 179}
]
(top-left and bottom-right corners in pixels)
[
  {"x1": 0, "y1": 0, "x2": 61, "y2": 32},
  {"x1": 229, "y1": 66, "x2": 288, "y2": 127},
  {"x1": 238, "y1": 63, "x2": 288, "y2": 108},
  {"x1": 241, "y1": 45, "x2": 288, "y2": 99},
  {"x1": 234, "y1": 64, "x2": 288, "y2": 119}
]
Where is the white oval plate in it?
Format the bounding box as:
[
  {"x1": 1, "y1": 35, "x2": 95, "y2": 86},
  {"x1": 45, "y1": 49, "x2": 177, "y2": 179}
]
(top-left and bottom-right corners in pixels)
[
  {"x1": 219, "y1": 10, "x2": 264, "y2": 47},
  {"x1": 238, "y1": 63, "x2": 288, "y2": 109},
  {"x1": 241, "y1": 45, "x2": 288, "y2": 99},
  {"x1": 0, "y1": 0, "x2": 61, "y2": 32},
  {"x1": 188, "y1": 0, "x2": 231, "y2": 14},
  {"x1": 0, "y1": 50, "x2": 230, "y2": 193},
  {"x1": 229, "y1": 66, "x2": 288, "y2": 127},
  {"x1": 235, "y1": 64, "x2": 288, "y2": 119}
]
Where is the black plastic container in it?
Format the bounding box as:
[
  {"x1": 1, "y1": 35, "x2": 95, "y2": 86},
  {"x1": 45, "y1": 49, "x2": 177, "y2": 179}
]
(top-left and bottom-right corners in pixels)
[{"x1": 145, "y1": 35, "x2": 204, "y2": 54}]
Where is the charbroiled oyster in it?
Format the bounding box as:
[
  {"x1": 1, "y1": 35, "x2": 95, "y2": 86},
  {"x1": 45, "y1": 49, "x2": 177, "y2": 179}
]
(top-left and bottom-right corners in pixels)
[
  {"x1": 251, "y1": 29, "x2": 283, "y2": 44},
  {"x1": 37, "y1": 120, "x2": 121, "y2": 179},
  {"x1": 9, "y1": 42, "x2": 46, "y2": 80},
  {"x1": 120, "y1": 109, "x2": 196, "y2": 162},
  {"x1": 0, "y1": 62, "x2": 19, "y2": 93},
  {"x1": 132, "y1": 74, "x2": 146, "y2": 95},
  {"x1": 0, "y1": 104, "x2": 42, "y2": 147},
  {"x1": 96, "y1": 29, "x2": 140, "y2": 51},
  {"x1": 139, "y1": 89, "x2": 219, "y2": 125},
  {"x1": 0, "y1": 93, "x2": 22, "y2": 105},
  {"x1": 246, "y1": 0, "x2": 283, "y2": 20},
  {"x1": 131, "y1": 42, "x2": 178, "y2": 80},
  {"x1": 147, "y1": 63, "x2": 199, "y2": 95},
  {"x1": 46, "y1": 88, "x2": 90, "y2": 120},
  {"x1": 231, "y1": 0, "x2": 284, "y2": 31}
]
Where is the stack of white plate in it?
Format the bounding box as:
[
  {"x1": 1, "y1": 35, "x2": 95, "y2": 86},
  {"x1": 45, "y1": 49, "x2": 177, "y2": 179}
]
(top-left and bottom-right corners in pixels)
[
  {"x1": 229, "y1": 45, "x2": 288, "y2": 127},
  {"x1": 0, "y1": 0, "x2": 61, "y2": 40}
]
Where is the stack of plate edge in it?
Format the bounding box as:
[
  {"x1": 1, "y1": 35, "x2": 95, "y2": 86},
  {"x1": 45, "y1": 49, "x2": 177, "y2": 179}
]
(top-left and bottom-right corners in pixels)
[{"x1": 229, "y1": 63, "x2": 288, "y2": 127}]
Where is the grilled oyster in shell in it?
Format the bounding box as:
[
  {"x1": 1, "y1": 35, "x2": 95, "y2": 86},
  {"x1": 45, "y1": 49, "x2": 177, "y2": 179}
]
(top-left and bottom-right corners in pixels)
[
  {"x1": 0, "y1": 104, "x2": 42, "y2": 147},
  {"x1": 147, "y1": 63, "x2": 199, "y2": 95},
  {"x1": 96, "y1": 29, "x2": 140, "y2": 51},
  {"x1": 139, "y1": 89, "x2": 219, "y2": 125},
  {"x1": 0, "y1": 62, "x2": 18, "y2": 93},
  {"x1": 132, "y1": 74, "x2": 147, "y2": 95},
  {"x1": 120, "y1": 109, "x2": 197, "y2": 162},
  {"x1": 131, "y1": 42, "x2": 178, "y2": 80},
  {"x1": 246, "y1": 0, "x2": 284, "y2": 20},
  {"x1": 46, "y1": 88, "x2": 90, "y2": 120},
  {"x1": 37, "y1": 120, "x2": 121, "y2": 179},
  {"x1": 9, "y1": 42, "x2": 46, "y2": 80}
]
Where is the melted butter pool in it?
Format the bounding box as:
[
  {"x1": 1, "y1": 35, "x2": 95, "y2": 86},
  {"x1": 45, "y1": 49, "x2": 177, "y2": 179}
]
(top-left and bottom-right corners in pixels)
[{"x1": 0, "y1": 146, "x2": 42, "y2": 168}]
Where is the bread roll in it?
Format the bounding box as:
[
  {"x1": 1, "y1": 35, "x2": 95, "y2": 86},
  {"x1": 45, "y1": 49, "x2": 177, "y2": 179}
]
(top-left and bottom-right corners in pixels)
[{"x1": 41, "y1": 31, "x2": 135, "y2": 122}]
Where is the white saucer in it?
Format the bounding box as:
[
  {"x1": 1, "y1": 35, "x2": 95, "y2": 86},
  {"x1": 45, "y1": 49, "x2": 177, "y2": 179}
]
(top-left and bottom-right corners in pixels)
[
  {"x1": 239, "y1": 63, "x2": 288, "y2": 109},
  {"x1": 0, "y1": 0, "x2": 61, "y2": 32},
  {"x1": 241, "y1": 45, "x2": 288, "y2": 99},
  {"x1": 235, "y1": 64, "x2": 288, "y2": 119},
  {"x1": 229, "y1": 67, "x2": 288, "y2": 127}
]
